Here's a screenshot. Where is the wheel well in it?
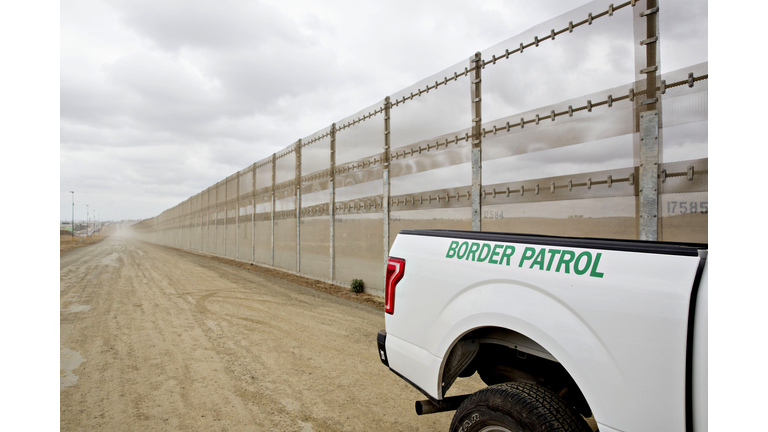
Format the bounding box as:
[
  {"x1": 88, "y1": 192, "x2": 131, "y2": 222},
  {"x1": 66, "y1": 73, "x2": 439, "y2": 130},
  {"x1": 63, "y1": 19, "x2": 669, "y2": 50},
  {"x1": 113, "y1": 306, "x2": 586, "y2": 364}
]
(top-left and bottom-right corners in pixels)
[{"x1": 442, "y1": 327, "x2": 593, "y2": 419}]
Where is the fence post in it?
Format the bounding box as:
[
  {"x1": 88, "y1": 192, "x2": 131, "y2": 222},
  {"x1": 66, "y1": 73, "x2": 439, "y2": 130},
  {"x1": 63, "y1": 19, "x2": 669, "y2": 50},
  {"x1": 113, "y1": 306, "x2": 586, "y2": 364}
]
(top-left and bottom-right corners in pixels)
[
  {"x1": 382, "y1": 97, "x2": 391, "y2": 286},
  {"x1": 236, "y1": 172, "x2": 240, "y2": 260},
  {"x1": 225, "y1": 177, "x2": 229, "y2": 255},
  {"x1": 215, "y1": 182, "x2": 219, "y2": 255},
  {"x1": 208, "y1": 187, "x2": 212, "y2": 253},
  {"x1": 470, "y1": 52, "x2": 483, "y2": 232},
  {"x1": 638, "y1": 0, "x2": 660, "y2": 241},
  {"x1": 271, "y1": 153, "x2": 276, "y2": 266},
  {"x1": 296, "y1": 139, "x2": 302, "y2": 273},
  {"x1": 329, "y1": 123, "x2": 337, "y2": 282},
  {"x1": 252, "y1": 163, "x2": 256, "y2": 264}
]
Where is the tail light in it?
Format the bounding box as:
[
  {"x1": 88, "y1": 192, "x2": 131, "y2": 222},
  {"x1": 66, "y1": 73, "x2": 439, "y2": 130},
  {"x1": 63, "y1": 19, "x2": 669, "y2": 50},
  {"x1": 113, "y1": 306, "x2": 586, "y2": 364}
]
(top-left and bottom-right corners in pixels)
[{"x1": 385, "y1": 257, "x2": 405, "y2": 315}]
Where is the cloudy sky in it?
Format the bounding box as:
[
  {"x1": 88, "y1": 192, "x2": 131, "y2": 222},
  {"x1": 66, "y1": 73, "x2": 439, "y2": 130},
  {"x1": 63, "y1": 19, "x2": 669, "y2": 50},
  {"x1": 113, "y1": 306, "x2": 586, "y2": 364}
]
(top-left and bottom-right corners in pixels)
[{"x1": 58, "y1": 0, "x2": 623, "y2": 222}]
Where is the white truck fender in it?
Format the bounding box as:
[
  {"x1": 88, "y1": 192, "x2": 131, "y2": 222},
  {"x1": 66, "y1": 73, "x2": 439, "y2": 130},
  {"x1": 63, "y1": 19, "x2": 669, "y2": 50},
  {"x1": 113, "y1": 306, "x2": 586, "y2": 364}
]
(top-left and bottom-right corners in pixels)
[{"x1": 433, "y1": 283, "x2": 627, "y2": 428}]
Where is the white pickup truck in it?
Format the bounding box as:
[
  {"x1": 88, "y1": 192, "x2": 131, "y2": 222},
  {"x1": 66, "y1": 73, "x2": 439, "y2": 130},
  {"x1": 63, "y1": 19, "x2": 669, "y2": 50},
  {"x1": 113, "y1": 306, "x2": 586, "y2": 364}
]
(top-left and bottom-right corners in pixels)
[{"x1": 377, "y1": 229, "x2": 707, "y2": 432}]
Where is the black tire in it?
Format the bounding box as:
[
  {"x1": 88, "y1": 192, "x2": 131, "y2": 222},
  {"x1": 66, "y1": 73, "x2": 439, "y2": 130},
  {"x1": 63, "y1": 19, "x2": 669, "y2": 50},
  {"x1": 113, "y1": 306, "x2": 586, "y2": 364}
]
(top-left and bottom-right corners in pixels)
[{"x1": 449, "y1": 382, "x2": 592, "y2": 432}]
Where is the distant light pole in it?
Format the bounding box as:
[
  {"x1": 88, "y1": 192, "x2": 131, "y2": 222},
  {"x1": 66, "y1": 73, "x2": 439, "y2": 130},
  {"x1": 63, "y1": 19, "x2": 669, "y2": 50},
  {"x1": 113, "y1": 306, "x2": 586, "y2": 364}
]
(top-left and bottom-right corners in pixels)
[{"x1": 70, "y1": 191, "x2": 75, "y2": 240}]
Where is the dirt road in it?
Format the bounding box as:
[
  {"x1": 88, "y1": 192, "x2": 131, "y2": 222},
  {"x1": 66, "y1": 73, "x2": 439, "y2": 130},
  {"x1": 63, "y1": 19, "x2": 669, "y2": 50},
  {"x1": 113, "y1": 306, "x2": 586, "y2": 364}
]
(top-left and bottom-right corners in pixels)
[
  {"x1": 60, "y1": 233, "x2": 483, "y2": 431},
  {"x1": 60, "y1": 234, "x2": 105, "y2": 256}
]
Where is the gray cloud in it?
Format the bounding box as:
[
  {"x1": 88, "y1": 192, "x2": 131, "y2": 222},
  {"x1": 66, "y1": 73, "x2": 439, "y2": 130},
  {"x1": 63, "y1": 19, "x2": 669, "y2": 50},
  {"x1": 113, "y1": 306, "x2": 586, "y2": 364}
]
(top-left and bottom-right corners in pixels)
[{"x1": 110, "y1": 0, "x2": 301, "y2": 51}]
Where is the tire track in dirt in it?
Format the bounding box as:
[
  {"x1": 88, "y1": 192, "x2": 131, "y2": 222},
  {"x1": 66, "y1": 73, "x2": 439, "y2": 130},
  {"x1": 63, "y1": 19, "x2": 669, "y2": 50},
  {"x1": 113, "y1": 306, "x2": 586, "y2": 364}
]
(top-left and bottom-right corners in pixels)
[{"x1": 61, "y1": 234, "x2": 486, "y2": 431}]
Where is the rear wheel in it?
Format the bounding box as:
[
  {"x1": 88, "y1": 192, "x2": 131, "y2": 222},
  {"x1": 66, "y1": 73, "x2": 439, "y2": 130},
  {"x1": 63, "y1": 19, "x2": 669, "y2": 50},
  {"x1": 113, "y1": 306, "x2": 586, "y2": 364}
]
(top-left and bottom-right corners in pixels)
[{"x1": 449, "y1": 382, "x2": 591, "y2": 432}]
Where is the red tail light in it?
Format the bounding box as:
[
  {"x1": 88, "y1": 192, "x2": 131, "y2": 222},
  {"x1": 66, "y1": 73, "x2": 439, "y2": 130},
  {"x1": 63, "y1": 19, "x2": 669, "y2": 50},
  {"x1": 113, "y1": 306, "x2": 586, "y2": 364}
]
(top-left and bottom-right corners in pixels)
[{"x1": 385, "y1": 257, "x2": 405, "y2": 315}]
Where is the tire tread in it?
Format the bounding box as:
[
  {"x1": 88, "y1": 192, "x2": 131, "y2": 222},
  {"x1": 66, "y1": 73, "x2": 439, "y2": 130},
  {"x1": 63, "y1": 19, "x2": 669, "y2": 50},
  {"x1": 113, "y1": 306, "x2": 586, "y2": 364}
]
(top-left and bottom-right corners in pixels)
[{"x1": 450, "y1": 382, "x2": 591, "y2": 432}]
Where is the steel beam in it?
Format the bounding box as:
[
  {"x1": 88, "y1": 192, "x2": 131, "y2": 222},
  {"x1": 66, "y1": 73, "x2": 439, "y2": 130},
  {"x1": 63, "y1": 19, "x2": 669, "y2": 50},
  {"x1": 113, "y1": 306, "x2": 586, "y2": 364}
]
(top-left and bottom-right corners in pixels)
[
  {"x1": 296, "y1": 139, "x2": 302, "y2": 273},
  {"x1": 271, "y1": 153, "x2": 276, "y2": 266},
  {"x1": 470, "y1": 52, "x2": 483, "y2": 232},
  {"x1": 638, "y1": 0, "x2": 661, "y2": 240},
  {"x1": 329, "y1": 123, "x2": 337, "y2": 281},
  {"x1": 383, "y1": 97, "x2": 391, "y2": 286}
]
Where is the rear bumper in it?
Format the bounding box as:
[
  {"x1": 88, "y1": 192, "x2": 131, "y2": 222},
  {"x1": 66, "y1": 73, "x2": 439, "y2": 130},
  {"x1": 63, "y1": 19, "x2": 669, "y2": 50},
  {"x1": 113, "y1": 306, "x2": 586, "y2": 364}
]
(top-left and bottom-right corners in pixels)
[
  {"x1": 377, "y1": 329, "x2": 389, "y2": 366},
  {"x1": 377, "y1": 329, "x2": 442, "y2": 401}
]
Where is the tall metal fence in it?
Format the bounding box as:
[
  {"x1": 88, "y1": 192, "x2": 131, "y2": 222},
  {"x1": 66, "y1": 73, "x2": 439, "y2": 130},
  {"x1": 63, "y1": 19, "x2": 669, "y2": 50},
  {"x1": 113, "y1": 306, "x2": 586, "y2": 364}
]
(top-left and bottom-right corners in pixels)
[{"x1": 133, "y1": 0, "x2": 708, "y2": 296}]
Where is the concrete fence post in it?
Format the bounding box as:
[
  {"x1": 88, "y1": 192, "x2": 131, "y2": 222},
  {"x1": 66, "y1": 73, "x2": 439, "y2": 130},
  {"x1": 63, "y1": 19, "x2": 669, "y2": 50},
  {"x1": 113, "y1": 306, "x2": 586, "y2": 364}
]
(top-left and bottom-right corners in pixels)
[
  {"x1": 470, "y1": 52, "x2": 483, "y2": 232},
  {"x1": 638, "y1": 0, "x2": 661, "y2": 241}
]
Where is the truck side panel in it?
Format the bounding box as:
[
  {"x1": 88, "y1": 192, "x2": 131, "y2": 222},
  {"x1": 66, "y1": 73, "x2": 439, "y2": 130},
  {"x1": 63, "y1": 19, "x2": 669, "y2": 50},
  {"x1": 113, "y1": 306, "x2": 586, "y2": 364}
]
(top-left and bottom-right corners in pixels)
[
  {"x1": 385, "y1": 233, "x2": 702, "y2": 432},
  {"x1": 692, "y1": 260, "x2": 708, "y2": 432}
]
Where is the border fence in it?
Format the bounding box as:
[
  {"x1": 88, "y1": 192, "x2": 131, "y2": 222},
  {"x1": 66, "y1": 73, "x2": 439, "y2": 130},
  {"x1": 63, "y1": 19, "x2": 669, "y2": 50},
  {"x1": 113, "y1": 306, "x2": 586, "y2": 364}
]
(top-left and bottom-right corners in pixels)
[{"x1": 133, "y1": 0, "x2": 708, "y2": 296}]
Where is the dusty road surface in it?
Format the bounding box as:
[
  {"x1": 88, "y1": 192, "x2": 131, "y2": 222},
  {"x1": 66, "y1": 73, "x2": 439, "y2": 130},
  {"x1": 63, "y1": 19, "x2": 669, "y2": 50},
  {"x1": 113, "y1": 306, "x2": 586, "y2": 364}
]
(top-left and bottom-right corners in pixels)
[
  {"x1": 60, "y1": 234, "x2": 105, "y2": 256},
  {"x1": 60, "y1": 234, "x2": 484, "y2": 431}
]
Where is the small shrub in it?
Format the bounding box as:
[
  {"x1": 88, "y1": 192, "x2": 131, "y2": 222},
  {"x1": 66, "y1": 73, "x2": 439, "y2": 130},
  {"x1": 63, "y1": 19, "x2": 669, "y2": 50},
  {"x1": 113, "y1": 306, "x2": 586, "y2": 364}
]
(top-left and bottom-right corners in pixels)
[{"x1": 350, "y1": 279, "x2": 364, "y2": 293}]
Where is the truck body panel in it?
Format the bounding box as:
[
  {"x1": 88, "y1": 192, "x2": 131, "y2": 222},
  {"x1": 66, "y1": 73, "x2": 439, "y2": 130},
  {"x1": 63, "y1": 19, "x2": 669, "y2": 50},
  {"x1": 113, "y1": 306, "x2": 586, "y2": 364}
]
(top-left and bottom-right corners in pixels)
[
  {"x1": 384, "y1": 230, "x2": 706, "y2": 432},
  {"x1": 692, "y1": 260, "x2": 708, "y2": 432}
]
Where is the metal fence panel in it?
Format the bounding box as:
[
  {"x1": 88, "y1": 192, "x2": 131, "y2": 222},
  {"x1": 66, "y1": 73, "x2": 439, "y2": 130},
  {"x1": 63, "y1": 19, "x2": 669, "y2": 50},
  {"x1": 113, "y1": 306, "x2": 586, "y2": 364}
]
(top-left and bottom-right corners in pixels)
[{"x1": 131, "y1": 0, "x2": 708, "y2": 296}]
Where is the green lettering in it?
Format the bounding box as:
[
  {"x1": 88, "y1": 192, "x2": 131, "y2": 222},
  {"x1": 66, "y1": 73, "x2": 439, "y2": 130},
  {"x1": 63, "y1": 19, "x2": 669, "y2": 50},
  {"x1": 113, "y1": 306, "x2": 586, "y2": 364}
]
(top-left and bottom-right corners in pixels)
[
  {"x1": 476, "y1": 243, "x2": 492, "y2": 263},
  {"x1": 530, "y1": 248, "x2": 546, "y2": 270},
  {"x1": 466, "y1": 242, "x2": 481, "y2": 261},
  {"x1": 499, "y1": 245, "x2": 516, "y2": 266},
  {"x1": 590, "y1": 253, "x2": 605, "y2": 278},
  {"x1": 556, "y1": 250, "x2": 576, "y2": 273},
  {"x1": 519, "y1": 247, "x2": 536, "y2": 267},
  {"x1": 446, "y1": 241, "x2": 460, "y2": 258},
  {"x1": 488, "y1": 244, "x2": 504, "y2": 264},
  {"x1": 574, "y1": 251, "x2": 592, "y2": 275},
  {"x1": 546, "y1": 249, "x2": 562, "y2": 271},
  {"x1": 456, "y1": 241, "x2": 469, "y2": 259}
]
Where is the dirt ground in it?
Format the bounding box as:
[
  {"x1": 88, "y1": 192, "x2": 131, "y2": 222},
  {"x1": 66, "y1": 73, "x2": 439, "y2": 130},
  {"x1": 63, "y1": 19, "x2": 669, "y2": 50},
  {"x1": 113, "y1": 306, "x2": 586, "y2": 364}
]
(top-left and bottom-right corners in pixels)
[
  {"x1": 60, "y1": 234, "x2": 106, "y2": 256},
  {"x1": 180, "y1": 248, "x2": 386, "y2": 312},
  {"x1": 60, "y1": 233, "x2": 484, "y2": 431}
]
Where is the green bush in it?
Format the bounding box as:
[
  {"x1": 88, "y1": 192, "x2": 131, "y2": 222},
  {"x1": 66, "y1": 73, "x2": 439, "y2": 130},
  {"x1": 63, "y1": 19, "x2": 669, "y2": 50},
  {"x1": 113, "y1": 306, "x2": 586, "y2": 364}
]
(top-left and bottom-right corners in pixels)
[{"x1": 350, "y1": 279, "x2": 364, "y2": 293}]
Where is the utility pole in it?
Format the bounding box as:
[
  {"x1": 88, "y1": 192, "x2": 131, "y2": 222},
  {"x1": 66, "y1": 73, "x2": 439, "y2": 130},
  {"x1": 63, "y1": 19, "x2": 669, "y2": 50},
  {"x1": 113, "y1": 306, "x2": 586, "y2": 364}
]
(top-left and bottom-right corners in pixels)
[{"x1": 86, "y1": 204, "x2": 89, "y2": 238}]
